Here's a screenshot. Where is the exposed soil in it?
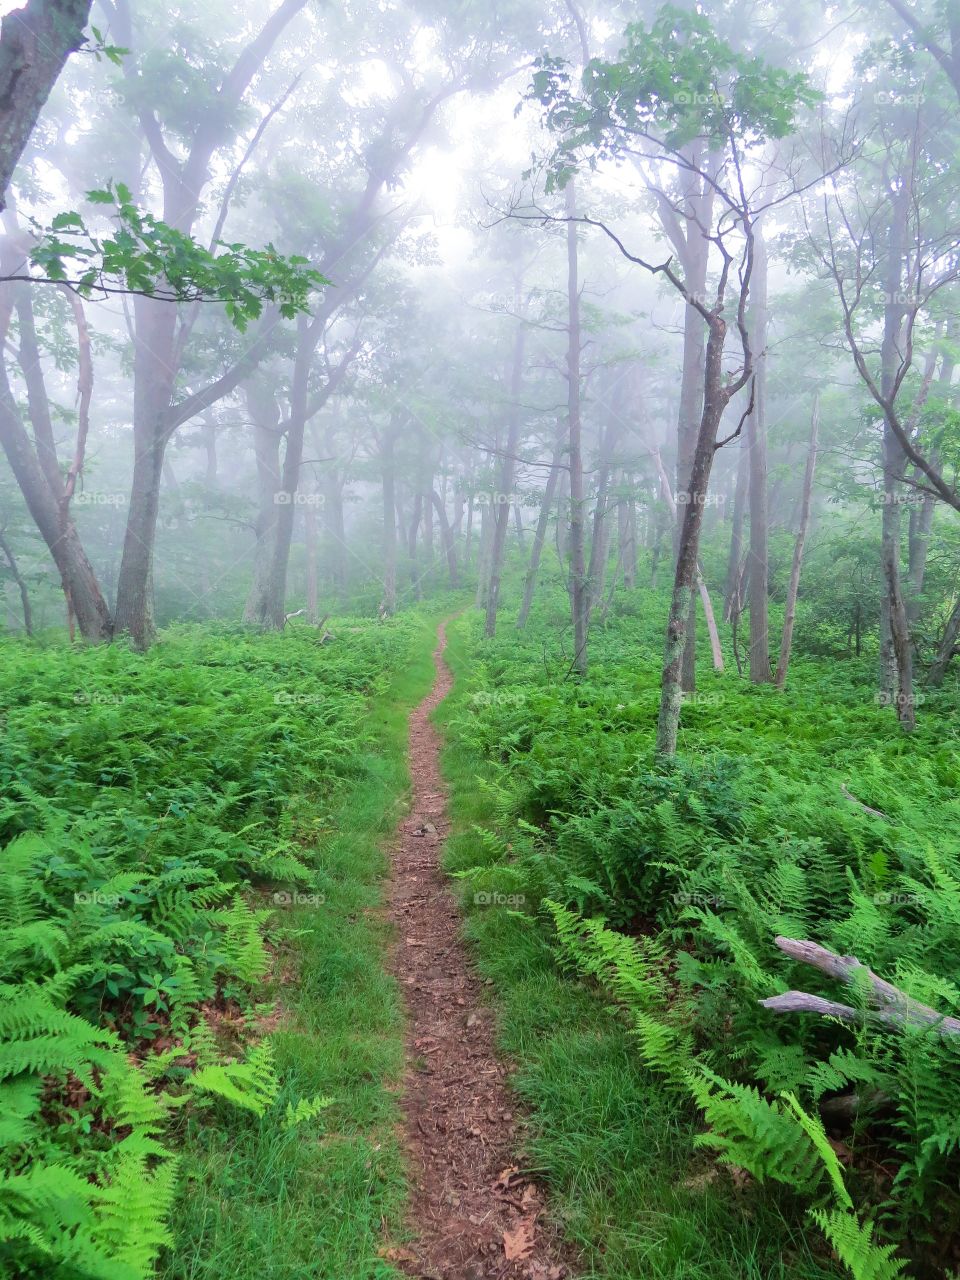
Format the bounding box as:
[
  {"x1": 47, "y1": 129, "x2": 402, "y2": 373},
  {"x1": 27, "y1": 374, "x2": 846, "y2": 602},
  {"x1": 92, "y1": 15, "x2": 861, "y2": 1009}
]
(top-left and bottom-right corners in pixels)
[{"x1": 385, "y1": 619, "x2": 571, "y2": 1280}]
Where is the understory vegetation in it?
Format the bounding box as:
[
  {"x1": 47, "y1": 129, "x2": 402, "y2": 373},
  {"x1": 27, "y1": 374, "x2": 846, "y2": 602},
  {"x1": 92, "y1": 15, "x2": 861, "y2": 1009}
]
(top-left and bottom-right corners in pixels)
[
  {"x1": 441, "y1": 577, "x2": 960, "y2": 1280},
  {"x1": 0, "y1": 613, "x2": 437, "y2": 1280},
  {"x1": 3, "y1": 0, "x2": 960, "y2": 1276}
]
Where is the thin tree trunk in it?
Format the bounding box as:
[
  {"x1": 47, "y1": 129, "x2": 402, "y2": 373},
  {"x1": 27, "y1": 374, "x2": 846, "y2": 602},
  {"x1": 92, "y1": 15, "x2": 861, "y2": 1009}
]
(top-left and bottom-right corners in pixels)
[
  {"x1": 475, "y1": 502, "x2": 492, "y2": 608},
  {"x1": 513, "y1": 503, "x2": 526, "y2": 549},
  {"x1": 723, "y1": 434, "x2": 749, "y2": 620},
  {"x1": 408, "y1": 490, "x2": 423, "y2": 601},
  {"x1": 464, "y1": 489, "x2": 474, "y2": 568},
  {"x1": 585, "y1": 419, "x2": 620, "y2": 627},
  {"x1": 242, "y1": 381, "x2": 283, "y2": 624},
  {"x1": 0, "y1": 361, "x2": 111, "y2": 639},
  {"x1": 566, "y1": 181, "x2": 588, "y2": 673},
  {"x1": 114, "y1": 296, "x2": 178, "y2": 646},
  {"x1": 381, "y1": 425, "x2": 397, "y2": 615},
  {"x1": 745, "y1": 224, "x2": 771, "y2": 682},
  {"x1": 485, "y1": 318, "x2": 526, "y2": 637},
  {"x1": 775, "y1": 392, "x2": 819, "y2": 688},
  {"x1": 304, "y1": 500, "x2": 319, "y2": 622},
  {"x1": 0, "y1": 526, "x2": 32, "y2": 634},
  {"x1": 651, "y1": 445, "x2": 723, "y2": 671},
  {"x1": 431, "y1": 489, "x2": 458, "y2": 587},
  {"x1": 518, "y1": 427, "x2": 563, "y2": 629},
  {"x1": 928, "y1": 595, "x2": 960, "y2": 686},
  {"x1": 656, "y1": 319, "x2": 734, "y2": 755},
  {"x1": 878, "y1": 188, "x2": 915, "y2": 729}
]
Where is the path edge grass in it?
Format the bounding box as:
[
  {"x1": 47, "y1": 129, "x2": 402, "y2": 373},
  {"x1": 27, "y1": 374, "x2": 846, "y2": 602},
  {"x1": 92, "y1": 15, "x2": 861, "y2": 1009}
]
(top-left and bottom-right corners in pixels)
[
  {"x1": 159, "y1": 608, "x2": 450, "y2": 1280},
  {"x1": 434, "y1": 610, "x2": 841, "y2": 1280}
]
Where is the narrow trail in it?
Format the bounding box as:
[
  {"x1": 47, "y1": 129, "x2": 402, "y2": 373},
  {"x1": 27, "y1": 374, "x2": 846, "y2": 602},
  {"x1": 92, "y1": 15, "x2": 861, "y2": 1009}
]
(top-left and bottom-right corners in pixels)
[{"x1": 386, "y1": 619, "x2": 570, "y2": 1280}]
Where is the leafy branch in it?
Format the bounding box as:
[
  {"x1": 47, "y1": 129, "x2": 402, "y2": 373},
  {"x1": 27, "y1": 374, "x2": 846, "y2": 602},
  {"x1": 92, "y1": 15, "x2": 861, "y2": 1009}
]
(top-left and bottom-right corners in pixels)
[{"x1": 5, "y1": 182, "x2": 328, "y2": 331}]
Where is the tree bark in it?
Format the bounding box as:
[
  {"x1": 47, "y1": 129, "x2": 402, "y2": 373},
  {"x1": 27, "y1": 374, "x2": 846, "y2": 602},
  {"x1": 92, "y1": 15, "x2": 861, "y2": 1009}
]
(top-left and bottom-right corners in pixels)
[
  {"x1": 745, "y1": 225, "x2": 771, "y2": 681},
  {"x1": 0, "y1": 360, "x2": 111, "y2": 639},
  {"x1": 304, "y1": 499, "x2": 318, "y2": 622},
  {"x1": 565, "y1": 181, "x2": 588, "y2": 673},
  {"x1": 585, "y1": 417, "x2": 621, "y2": 628},
  {"x1": 928, "y1": 594, "x2": 960, "y2": 686},
  {"x1": 518, "y1": 425, "x2": 563, "y2": 630},
  {"x1": 485, "y1": 317, "x2": 525, "y2": 638},
  {"x1": 656, "y1": 314, "x2": 739, "y2": 755},
  {"x1": 431, "y1": 489, "x2": 458, "y2": 587},
  {"x1": 723, "y1": 433, "x2": 749, "y2": 621},
  {"x1": 774, "y1": 392, "x2": 819, "y2": 688},
  {"x1": 242, "y1": 380, "x2": 283, "y2": 625},
  {"x1": 878, "y1": 188, "x2": 916, "y2": 728},
  {"x1": 0, "y1": 0, "x2": 93, "y2": 209},
  {"x1": 0, "y1": 525, "x2": 32, "y2": 633},
  {"x1": 381, "y1": 422, "x2": 397, "y2": 615}
]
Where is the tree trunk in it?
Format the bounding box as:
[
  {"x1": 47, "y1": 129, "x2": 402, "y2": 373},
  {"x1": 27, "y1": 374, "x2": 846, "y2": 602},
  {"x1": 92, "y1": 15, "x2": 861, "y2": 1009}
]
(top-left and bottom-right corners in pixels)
[
  {"x1": 0, "y1": 360, "x2": 111, "y2": 639},
  {"x1": 431, "y1": 490, "x2": 459, "y2": 587},
  {"x1": 585, "y1": 419, "x2": 621, "y2": 627},
  {"x1": 408, "y1": 489, "x2": 423, "y2": 600},
  {"x1": 673, "y1": 161, "x2": 713, "y2": 692},
  {"x1": 745, "y1": 225, "x2": 771, "y2": 681},
  {"x1": 565, "y1": 181, "x2": 588, "y2": 673},
  {"x1": 906, "y1": 330, "x2": 954, "y2": 620},
  {"x1": 321, "y1": 466, "x2": 346, "y2": 591},
  {"x1": 0, "y1": 0, "x2": 93, "y2": 208},
  {"x1": 475, "y1": 502, "x2": 491, "y2": 608},
  {"x1": 878, "y1": 189, "x2": 915, "y2": 729},
  {"x1": 651, "y1": 445, "x2": 723, "y2": 671},
  {"x1": 774, "y1": 392, "x2": 819, "y2": 688},
  {"x1": 114, "y1": 296, "x2": 178, "y2": 646},
  {"x1": 381, "y1": 426, "x2": 397, "y2": 615},
  {"x1": 242, "y1": 381, "x2": 283, "y2": 625},
  {"x1": 656, "y1": 322, "x2": 731, "y2": 755},
  {"x1": 0, "y1": 526, "x2": 32, "y2": 634},
  {"x1": 485, "y1": 318, "x2": 525, "y2": 638},
  {"x1": 304, "y1": 500, "x2": 319, "y2": 622},
  {"x1": 723, "y1": 434, "x2": 749, "y2": 621},
  {"x1": 513, "y1": 503, "x2": 526, "y2": 549},
  {"x1": 518, "y1": 426, "x2": 563, "y2": 630},
  {"x1": 928, "y1": 595, "x2": 960, "y2": 686}
]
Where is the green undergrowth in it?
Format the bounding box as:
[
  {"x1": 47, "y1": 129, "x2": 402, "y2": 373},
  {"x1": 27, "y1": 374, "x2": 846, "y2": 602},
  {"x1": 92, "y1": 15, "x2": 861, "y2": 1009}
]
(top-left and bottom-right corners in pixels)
[
  {"x1": 436, "y1": 607, "x2": 842, "y2": 1280},
  {"x1": 0, "y1": 607, "x2": 450, "y2": 1280},
  {"x1": 437, "y1": 580, "x2": 960, "y2": 1280}
]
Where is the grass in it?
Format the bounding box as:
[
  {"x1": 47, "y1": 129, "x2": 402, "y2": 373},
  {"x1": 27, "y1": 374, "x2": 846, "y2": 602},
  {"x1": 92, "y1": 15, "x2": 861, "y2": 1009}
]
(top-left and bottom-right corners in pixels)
[
  {"x1": 158, "y1": 607, "x2": 453, "y2": 1280},
  {"x1": 435, "y1": 610, "x2": 842, "y2": 1280}
]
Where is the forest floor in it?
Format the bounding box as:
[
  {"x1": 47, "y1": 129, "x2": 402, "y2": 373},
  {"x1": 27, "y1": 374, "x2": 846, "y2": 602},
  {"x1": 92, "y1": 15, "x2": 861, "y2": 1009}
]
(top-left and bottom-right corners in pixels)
[{"x1": 387, "y1": 619, "x2": 571, "y2": 1280}]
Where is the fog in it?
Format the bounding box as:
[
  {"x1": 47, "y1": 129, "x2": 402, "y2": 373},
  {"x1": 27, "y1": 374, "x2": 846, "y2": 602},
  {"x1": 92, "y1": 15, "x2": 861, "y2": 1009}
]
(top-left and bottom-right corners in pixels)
[{"x1": 0, "y1": 0, "x2": 956, "y2": 715}]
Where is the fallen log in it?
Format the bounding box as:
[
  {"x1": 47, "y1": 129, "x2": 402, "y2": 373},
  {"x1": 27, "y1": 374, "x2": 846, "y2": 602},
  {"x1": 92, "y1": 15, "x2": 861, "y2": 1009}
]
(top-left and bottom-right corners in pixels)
[{"x1": 759, "y1": 936, "x2": 960, "y2": 1037}]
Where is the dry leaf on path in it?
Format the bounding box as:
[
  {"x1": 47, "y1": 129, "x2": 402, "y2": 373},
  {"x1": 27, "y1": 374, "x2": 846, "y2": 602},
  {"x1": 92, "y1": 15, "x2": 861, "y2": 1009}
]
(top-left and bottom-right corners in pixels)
[{"x1": 503, "y1": 1217, "x2": 536, "y2": 1261}]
